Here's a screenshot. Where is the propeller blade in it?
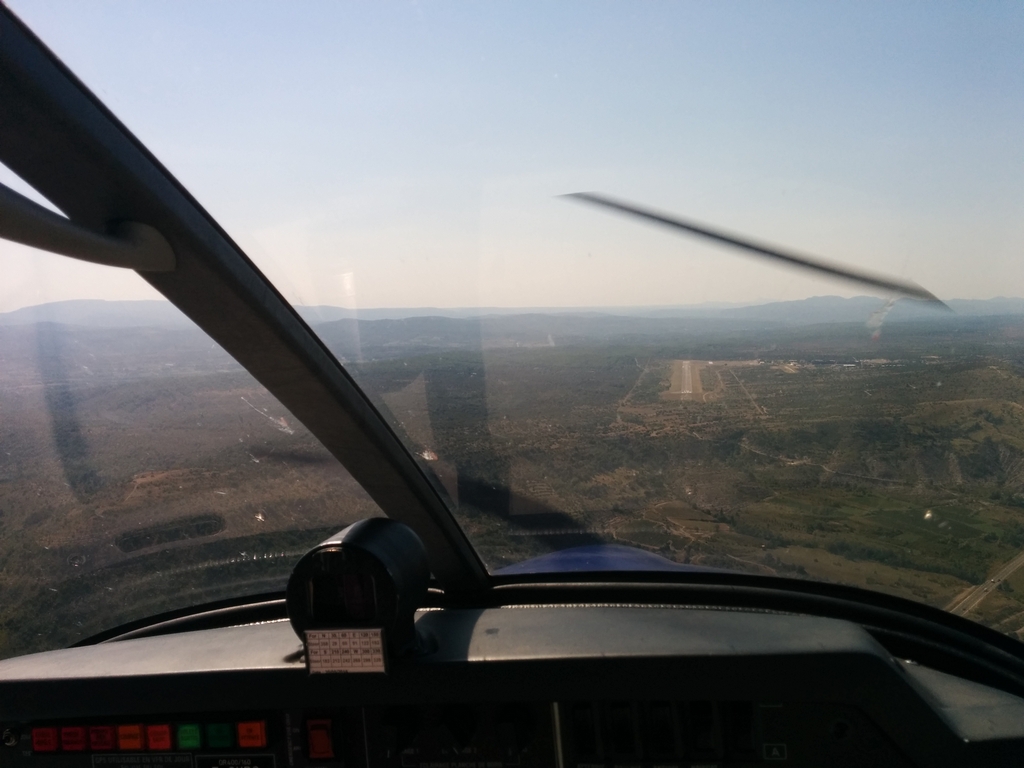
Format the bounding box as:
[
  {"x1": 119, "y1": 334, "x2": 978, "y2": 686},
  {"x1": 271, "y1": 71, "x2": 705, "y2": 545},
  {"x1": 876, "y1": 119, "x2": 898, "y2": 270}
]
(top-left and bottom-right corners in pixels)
[{"x1": 564, "y1": 192, "x2": 948, "y2": 308}]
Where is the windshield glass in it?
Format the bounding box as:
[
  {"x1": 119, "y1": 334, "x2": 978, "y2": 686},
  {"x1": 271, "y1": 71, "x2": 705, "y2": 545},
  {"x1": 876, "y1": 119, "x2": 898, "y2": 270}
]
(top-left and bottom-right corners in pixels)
[
  {"x1": 0, "y1": 165, "x2": 382, "y2": 659},
  {"x1": 6, "y1": 1, "x2": 1024, "y2": 644}
]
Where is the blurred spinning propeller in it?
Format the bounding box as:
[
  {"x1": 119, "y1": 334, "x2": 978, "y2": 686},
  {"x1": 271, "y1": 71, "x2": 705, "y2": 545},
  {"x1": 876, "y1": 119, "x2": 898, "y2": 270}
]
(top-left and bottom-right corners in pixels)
[{"x1": 564, "y1": 192, "x2": 948, "y2": 308}]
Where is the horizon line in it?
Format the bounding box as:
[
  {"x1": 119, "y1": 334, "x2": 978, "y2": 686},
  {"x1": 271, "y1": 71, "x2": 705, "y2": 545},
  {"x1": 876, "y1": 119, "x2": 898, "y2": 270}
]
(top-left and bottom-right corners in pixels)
[{"x1": 4, "y1": 294, "x2": 1024, "y2": 316}]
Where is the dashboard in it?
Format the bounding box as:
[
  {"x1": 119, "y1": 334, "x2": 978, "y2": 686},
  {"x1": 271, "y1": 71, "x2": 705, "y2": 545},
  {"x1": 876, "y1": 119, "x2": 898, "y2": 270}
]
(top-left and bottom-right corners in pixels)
[{"x1": 3, "y1": 606, "x2": 1024, "y2": 768}]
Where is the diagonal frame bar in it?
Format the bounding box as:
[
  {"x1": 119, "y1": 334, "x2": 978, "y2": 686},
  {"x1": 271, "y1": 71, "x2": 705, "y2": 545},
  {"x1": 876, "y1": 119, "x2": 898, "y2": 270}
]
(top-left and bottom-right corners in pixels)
[{"x1": 0, "y1": 6, "x2": 489, "y2": 593}]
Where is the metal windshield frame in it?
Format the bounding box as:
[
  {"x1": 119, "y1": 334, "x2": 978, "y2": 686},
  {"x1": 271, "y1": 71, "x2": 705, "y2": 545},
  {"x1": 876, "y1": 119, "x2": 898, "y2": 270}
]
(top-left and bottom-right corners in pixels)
[{"x1": 0, "y1": 4, "x2": 489, "y2": 592}]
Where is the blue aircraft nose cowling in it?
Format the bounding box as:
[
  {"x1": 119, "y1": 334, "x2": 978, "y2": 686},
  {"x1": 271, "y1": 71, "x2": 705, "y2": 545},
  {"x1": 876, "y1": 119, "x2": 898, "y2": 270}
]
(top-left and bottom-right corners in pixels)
[{"x1": 493, "y1": 544, "x2": 724, "y2": 575}]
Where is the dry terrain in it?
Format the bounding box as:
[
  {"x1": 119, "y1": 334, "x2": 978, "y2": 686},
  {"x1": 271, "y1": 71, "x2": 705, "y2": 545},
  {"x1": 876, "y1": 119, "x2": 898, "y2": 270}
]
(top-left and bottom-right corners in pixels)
[{"x1": 6, "y1": 310, "x2": 1024, "y2": 657}]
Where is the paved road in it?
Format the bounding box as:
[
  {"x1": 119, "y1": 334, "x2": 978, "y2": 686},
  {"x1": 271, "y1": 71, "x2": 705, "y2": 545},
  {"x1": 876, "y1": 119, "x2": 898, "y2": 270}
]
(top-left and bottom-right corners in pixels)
[
  {"x1": 947, "y1": 548, "x2": 1024, "y2": 616},
  {"x1": 670, "y1": 360, "x2": 693, "y2": 394}
]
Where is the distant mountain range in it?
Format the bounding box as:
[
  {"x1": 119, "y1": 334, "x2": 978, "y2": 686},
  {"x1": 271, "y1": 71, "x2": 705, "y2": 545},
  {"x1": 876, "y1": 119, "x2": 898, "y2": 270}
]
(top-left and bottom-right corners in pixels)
[
  {"x1": 3, "y1": 296, "x2": 1024, "y2": 329},
  {"x1": 0, "y1": 300, "x2": 196, "y2": 328}
]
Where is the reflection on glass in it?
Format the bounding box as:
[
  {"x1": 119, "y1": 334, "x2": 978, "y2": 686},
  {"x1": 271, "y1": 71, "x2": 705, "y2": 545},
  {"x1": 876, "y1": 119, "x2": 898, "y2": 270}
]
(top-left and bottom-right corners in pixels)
[
  {"x1": 5, "y1": 2, "x2": 1024, "y2": 643},
  {"x1": 335, "y1": 303, "x2": 1024, "y2": 641},
  {"x1": 0, "y1": 282, "x2": 380, "y2": 658}
]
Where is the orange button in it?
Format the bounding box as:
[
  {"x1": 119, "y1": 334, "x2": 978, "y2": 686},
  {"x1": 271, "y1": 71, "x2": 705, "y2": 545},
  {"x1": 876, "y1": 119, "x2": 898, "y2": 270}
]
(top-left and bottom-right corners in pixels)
[
  {"x1": 306, "y1": 719, "x2": 333, "y2": 759},
  {"x1": 32, "y1": 728, "x2": 58, "y2": 752},
  {"x1": 237, "y1": 721, "x2": 267, "y2": 749},
  {"x1": 146, "y1": 725, "x2": 172, "y2": 751},
  {"x1": 118, "y1": 725, "x2": 144, "y2": 751},
  {"x1": 90, "y1": 726, "x2": 116, "y2": 751},
  {"x1": 60, "y1": 727, "x2": 87, "y2": 751}
]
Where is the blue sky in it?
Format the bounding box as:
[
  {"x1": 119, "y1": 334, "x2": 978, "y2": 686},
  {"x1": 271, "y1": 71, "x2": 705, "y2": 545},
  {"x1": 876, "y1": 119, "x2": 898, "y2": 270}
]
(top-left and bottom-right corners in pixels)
[{"x1": 2, "y1": 1, "x2": 1023, "y2": 311}]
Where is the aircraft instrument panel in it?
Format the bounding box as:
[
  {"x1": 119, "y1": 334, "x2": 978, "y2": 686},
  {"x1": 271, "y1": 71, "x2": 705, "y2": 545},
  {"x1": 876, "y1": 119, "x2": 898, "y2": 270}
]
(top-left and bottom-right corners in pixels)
[{"x1": 2, "y1": 606, "x2": 1024, "y2": 768}]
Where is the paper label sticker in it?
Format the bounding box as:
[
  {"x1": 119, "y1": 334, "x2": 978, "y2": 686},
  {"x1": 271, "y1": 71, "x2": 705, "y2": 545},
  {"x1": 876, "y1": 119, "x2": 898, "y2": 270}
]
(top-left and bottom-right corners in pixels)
[
  {"x1": 306, "y1": 628, "x2": 387, "y2": 673},
  {"x1": 196, "y1": 756, "x2": 275, "y2": 768},
  {"x1": 93, "y1": 755, "x2": 192, "y2": 768}
]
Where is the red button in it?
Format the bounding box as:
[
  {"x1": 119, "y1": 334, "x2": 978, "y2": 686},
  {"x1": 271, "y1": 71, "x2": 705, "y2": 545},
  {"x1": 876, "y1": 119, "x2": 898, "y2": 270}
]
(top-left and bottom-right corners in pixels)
[
  {"x1": 306, "y1": 719, "x2": 333, "y2": 759},
  {"x1": 237, "y1": 721, "x2": 267, "y2": 749},
  {"x1": 90, "y1": 726, "x2": 116, "y2": 751},
  {"x1": 60, "y1": 727, "x2": 87, "y2": 751},
  {"x1": 32, "y1": 727, "x2": 58, "y2": 752},
  {"x1": 146, "y1": 725, "x2": 172, "y2": 751},
  {"x1": 117, "y1": 725, "x2": 144, "y2": 751}
]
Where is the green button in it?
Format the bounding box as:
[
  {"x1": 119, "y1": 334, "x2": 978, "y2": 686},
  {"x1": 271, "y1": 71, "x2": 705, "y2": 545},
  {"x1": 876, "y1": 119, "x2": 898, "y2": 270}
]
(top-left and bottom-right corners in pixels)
[
  {"x1": 176, "y1": 724, "x2": 201, "y2": 750},
  {"x1": 206, "y1": 724, "x2": 233, "y2": 749}
]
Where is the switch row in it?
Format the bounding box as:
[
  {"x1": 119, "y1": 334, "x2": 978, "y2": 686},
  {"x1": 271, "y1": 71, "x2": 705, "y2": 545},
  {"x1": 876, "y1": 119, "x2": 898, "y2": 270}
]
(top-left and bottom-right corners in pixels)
[
  {"x1": 564, "y1": 701, "x2": 756, "y2": 764},
  {"x1": 31, "y1": 721, "x2": 267, "y2": 752}
]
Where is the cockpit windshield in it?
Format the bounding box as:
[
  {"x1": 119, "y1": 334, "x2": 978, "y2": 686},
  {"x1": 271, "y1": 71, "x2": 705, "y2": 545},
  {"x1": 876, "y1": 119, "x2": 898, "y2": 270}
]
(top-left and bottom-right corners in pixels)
[
  {"x1": 3, "y1": 1, "x2": 1024, "y2": 656},
  {"x1": 0, "y1": 163, "x2": 384, "y2": 658}
]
